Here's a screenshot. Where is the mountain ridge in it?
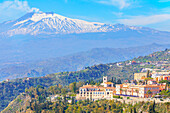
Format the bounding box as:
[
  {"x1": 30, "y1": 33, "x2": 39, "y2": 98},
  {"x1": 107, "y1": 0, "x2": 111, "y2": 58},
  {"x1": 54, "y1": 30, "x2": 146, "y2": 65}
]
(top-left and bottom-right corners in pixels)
[
  {"x1": 0, "y1": 43, "x2": 169, "y2": 81},
  {"x1": 0, "y1": 12, "x2": 168, "y2": 38}
]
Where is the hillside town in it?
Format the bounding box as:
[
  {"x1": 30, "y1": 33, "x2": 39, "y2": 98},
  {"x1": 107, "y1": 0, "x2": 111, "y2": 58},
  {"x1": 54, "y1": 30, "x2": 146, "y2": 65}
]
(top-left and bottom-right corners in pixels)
[
  {"x1": 76, "y1": 70, "x2": 170, "y2": 101},
  {"x1": 0, "y1": 49, "x2": 169, "y2": 112}
]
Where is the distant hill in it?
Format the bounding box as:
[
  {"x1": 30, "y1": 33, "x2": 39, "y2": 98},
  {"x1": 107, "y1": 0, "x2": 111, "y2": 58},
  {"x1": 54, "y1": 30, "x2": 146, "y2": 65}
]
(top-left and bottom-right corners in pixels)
[
  {"x1": 0, "y1": 43, "x2": 170, "y2": 81},
  {"x1": 0, "y1": 48, "x2": 169, "y2": 111}
]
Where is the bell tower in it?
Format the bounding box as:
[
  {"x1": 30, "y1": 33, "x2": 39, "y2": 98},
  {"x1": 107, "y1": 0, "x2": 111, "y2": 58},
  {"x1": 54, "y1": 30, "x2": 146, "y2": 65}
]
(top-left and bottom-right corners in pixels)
[{"x1": 103, "y1": 76, "x2": 107, "y2": 83}]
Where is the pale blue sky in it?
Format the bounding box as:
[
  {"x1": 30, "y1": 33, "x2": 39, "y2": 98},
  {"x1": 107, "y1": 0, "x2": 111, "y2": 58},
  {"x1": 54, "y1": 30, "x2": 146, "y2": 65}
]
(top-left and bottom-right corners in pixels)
[{"x1": 0, "y1": 0, "x2": 170, "y2": 31}]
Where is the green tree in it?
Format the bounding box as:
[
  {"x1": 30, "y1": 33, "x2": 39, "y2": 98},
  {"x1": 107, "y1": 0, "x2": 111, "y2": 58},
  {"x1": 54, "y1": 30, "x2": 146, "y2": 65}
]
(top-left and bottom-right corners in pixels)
[
  {"x1": 61, "y1": 88, "x2": 66, "y2": 94},
  {"x1": 149, "y1": 104, "x2": 154, "y2": 113},
  {"x1": 69, "y1": 82, "x2": 76, "y2": 93},
  {"x1": 164, "y1": 102, "x2": 170, "y2": 112}
]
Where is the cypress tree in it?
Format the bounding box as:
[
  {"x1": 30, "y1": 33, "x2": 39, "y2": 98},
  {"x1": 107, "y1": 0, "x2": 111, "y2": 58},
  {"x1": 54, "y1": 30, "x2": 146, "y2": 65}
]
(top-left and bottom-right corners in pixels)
[
  {"x1": 130, "y1": 108, "x2": 132, "y2": 113},
  {"x1": 147, "y1": 70, "x2": 150, "y2": 78},
  {"x1": 71, "y1": 97, "x2": 74, "y2": 105},
  {"x1": 134, "y1": 107, "x2": 137, "y2": 113},
  {"x1": 153, "y1": 100, "x2": 155, "y2": 112}
]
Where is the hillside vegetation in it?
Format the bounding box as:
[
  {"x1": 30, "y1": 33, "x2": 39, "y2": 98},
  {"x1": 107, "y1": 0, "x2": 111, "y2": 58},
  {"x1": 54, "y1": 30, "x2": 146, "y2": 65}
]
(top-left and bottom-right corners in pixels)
[
  {"x1": 2, "y1": 83, "x2": 169, "y2": 113},
  {"x1": 1, "y1": 93, "x2": 31, "y2": 113},
  {"x1": 0, "y1": 49, "x2": 169, "y2": 111}
]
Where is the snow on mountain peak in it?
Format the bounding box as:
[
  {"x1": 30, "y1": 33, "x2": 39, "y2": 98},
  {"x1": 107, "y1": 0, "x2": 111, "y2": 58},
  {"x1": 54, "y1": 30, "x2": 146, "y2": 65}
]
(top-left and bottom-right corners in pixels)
[{"x1": 0, "y1": 12, "x2": 161, "y2": 37}]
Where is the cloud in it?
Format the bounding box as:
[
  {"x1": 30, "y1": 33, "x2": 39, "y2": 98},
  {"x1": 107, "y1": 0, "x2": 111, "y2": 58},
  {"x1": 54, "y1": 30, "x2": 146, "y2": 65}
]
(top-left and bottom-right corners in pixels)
[
  {"x1": 0, "y1": 0, "x2": 40, "y2": 22},
  {"x1": 161, "y1": 7, "x2": 170, "y2": 13},
  {"x1": 158, "y1": 0, "x2": 170, "y2": 2},
  {"x1": 29, "y1": 8, "x2": 40, "y2": 13},
  {"x1": 118, "y1": 14, "x2": 170, "y2": 25},
  {"x1": 96, "y1": 0, "x2": 130, "y2": 9},
  {"x1": 112, "y1": 12, "x2": 123, "y2": 17}
]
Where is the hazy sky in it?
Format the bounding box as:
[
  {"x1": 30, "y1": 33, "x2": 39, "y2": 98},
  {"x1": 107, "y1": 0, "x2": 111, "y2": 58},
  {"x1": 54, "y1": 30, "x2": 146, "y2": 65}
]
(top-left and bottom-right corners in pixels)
[{"x1": 0, "y1": 0, "x2": 170, "y2": 31}]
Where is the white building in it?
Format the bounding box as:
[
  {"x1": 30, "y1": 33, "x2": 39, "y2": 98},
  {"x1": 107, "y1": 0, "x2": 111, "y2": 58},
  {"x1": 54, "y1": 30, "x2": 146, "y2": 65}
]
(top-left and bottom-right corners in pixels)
[{"x1": 76, "y1": 76, "x2": 115, "y2": 100}]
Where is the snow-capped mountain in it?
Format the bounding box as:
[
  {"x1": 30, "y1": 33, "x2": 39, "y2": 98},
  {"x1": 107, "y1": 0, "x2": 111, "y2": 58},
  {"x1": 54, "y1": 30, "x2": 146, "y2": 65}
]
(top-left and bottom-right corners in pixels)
[{"x1": 0, "y1": 12, "x2": 162, "y2": 38}]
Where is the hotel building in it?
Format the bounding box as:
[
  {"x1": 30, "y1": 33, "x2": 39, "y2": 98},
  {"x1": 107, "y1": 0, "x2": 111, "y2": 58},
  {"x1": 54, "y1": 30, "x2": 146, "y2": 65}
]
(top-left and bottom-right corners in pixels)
[{"x1": 76, "y1": 76, "x2": 116, "y2": 100}]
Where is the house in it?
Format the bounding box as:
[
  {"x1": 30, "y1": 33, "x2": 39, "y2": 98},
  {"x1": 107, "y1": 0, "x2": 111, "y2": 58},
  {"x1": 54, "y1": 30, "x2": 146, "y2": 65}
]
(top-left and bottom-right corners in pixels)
[
  {"x1": 68, "y1": 100, "x2": 72, "y2": 103},
  {"x1": 27, "y1": 77, "x2": 32, "y2": 80},
  {"x1": 134, "y1": 73, "x2": 148, "y2": 81},
  {"x1": 151, "y1": 72, "x2": 170, "y2": 82},
  {"x1": 116, "y1": 83, "x2": 139, "y2": 97},
  {"x1": 158, "y1": 83, "x2": 167, "y2": 91},
  {"x1": 147, "y1": 80, "x2": 157, "y2": 85},
  {"x1": 138, "y1": 85, "x2": 160, "y2": 98},
  {"x1": 117, "y1": 63, "x2": 124, "y2": 67}
]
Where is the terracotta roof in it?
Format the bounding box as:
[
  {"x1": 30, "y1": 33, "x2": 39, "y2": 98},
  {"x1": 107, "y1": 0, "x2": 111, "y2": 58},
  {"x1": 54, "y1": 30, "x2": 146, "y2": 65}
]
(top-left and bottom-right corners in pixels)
[
  {"x1": 139, "y1": 85, "x2": 159, "y2": 88},
  {"x1": 105, "y1": 87, "x2": 115, "y2": 89},
  {"x1": 80, "y1": 85, "x2": 104, "y2": 89},
  {"x1": 104, "y1": 82, "x2": 114, "y2": 84}
]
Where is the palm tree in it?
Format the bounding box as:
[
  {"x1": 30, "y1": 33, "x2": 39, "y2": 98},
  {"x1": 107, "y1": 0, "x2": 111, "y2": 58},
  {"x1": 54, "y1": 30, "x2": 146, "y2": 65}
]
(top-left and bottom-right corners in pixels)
[
  {"x1": 120, "y1": 88, "x2": 123, "y2": 95},
  {"x1": 125, "y1": 89, "x2": 127, "y2": 95},
  {"x1": 135, "y1": 89, "x2": 139, "y2": 97}
]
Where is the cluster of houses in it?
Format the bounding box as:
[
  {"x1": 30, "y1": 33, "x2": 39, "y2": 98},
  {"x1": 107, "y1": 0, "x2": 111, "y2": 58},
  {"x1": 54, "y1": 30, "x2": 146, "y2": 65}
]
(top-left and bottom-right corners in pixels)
[
  {"x1": 76, "y1": 71, "x2": 170, "y2": 100},
  {"x1": 134, "y1": 71, "x2": 170, "y2": 82},
  {"x1": 117, "y1": 60, "x2": 170, "y2": 71}
]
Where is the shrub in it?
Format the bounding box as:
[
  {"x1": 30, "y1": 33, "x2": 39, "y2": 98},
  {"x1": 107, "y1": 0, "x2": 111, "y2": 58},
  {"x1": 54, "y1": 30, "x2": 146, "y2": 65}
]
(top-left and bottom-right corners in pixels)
[
  {"x1": 160, "y1": 99, "x2": 163, "y2": 101},
  {"x1": 113, "y1": 95, "x2": 121, "y2": 98}
]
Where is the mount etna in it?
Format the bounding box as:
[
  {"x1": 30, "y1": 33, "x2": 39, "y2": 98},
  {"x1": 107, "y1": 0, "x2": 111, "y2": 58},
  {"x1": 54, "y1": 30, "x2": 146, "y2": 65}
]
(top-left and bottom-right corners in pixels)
[{"x1": 0, "y1": 12, "x2": 170, "y2": 81}]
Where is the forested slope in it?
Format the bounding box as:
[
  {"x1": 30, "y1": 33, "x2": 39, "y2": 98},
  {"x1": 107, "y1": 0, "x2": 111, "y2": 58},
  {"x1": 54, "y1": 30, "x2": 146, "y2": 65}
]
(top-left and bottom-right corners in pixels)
[{"x1": 0, "y1": 49, "x2": 169, "y2": 111}]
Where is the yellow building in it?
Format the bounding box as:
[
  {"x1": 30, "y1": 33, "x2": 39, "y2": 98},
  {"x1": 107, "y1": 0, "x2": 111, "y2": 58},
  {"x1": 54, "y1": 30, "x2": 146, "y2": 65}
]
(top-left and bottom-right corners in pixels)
[
  {"x1": 116, "y1": 83, "x2": 160, "y2": 98},
  {"x1": 134, "y1": 73, "x2": 148, "y2": 81}
]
